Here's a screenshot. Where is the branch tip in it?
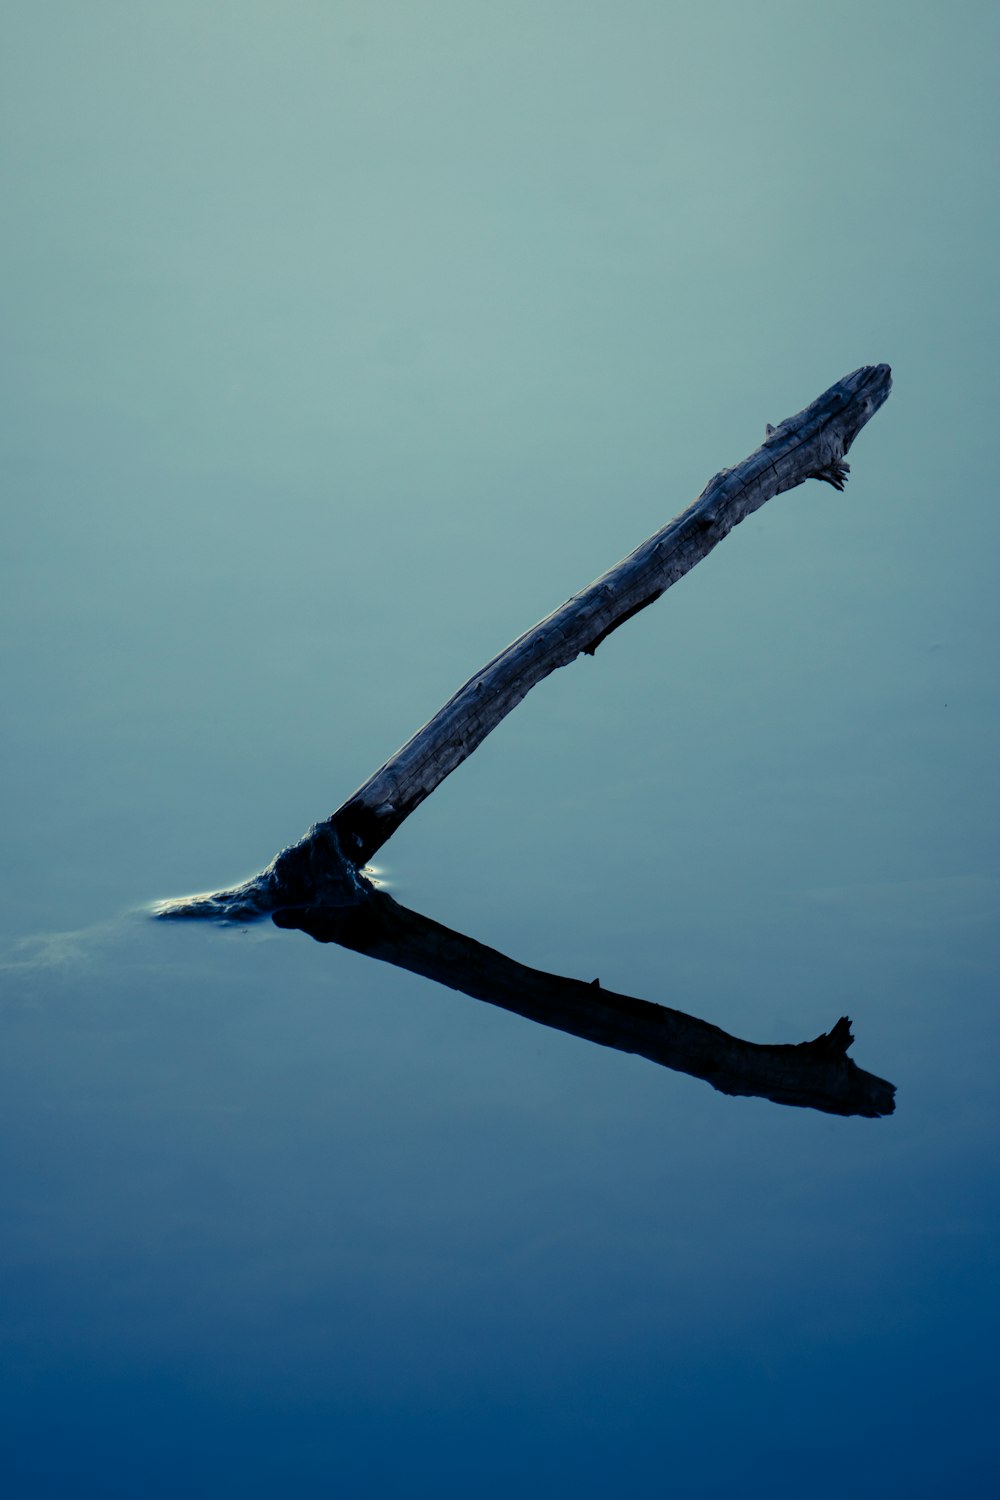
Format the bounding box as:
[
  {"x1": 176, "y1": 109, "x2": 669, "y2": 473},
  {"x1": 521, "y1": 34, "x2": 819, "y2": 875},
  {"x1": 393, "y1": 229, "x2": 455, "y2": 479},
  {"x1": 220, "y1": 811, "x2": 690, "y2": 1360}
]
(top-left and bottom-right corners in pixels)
[{"x1": 811, "y1": 460, "x2": 850, "y2": 491}]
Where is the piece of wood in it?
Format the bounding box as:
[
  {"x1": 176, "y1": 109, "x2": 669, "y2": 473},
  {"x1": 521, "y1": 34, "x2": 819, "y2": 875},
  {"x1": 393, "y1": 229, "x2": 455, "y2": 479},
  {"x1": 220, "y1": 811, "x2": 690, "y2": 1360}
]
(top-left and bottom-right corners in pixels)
[
  {"x1": 157, "y1": 362, "x2": 891, "y2": 920},
  {"x1": 330, "y1": 364, "x2": 892, "y2": 867},
  {"x1": 158, "y1": 363, "x2": 896, "y2": 1114},
  {"x1": 273, "y1": 892, "x2": 896, "y2": 1117}
]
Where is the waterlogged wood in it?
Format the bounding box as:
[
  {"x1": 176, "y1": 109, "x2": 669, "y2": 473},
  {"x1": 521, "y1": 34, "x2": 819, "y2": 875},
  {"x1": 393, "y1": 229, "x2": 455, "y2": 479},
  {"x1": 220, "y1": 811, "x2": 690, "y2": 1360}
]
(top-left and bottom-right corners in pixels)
[
  {"x1": 273, "y1": 892, "x2": 896, "y2": 1118},
  {"x1": 159, "y1": 363, "x2": 891, "y2": 921},
  {"x1": 330, "y1": 362, "x2": 892, "y2": 865},
  {"x1": 162, "y1": 360, "x2": 899, "y2": 1116},
  {"x1": 157, "y1": 364, "x2": 896, "y2": 1117}
]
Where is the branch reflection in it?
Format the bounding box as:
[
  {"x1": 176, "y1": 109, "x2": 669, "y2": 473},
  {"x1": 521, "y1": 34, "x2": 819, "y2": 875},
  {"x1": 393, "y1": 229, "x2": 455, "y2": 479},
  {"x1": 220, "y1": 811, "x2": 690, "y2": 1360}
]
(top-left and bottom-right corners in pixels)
[{"x1": 273, "y1": 891, "x2": 895, "y2": 1119}]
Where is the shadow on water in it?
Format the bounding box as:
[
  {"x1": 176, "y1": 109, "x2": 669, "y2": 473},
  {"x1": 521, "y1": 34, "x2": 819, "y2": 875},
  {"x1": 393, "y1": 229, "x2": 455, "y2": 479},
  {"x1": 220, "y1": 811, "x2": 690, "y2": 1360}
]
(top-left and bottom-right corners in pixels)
[{"x1": 263, "y1": 889, "x2": 895, "y2": 1119}]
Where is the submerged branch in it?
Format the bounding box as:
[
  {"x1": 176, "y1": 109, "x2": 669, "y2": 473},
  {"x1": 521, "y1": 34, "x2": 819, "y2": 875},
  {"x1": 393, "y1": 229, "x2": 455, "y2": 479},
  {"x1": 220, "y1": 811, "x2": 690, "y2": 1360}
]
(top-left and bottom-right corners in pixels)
[
  {"x1": 330, "y1": 364, "x2": 892, "y2": 865},
  {"x1": 156, "y1": 365, "x2": 896, "y2": 1116},
  {"x1": 159, "y1": 362, "x2": 892, "y2": 920}
]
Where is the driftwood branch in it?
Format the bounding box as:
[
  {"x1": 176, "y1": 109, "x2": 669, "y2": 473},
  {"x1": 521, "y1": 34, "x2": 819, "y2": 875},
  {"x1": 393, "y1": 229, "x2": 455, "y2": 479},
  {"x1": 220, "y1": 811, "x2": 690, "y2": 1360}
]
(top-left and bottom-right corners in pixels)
[
  {"x1": 159, "y1": 362, "x2": 891, "y2": 920},
  {"x1": 331, "y1": 363, "x2": 892, "y2": 868},
  {"x1": 157, "y1": 364, "x2": 896, "y2": 1115},
  {"x1": 273, "y1": 893, "x2": 896, "y2": 1117}
]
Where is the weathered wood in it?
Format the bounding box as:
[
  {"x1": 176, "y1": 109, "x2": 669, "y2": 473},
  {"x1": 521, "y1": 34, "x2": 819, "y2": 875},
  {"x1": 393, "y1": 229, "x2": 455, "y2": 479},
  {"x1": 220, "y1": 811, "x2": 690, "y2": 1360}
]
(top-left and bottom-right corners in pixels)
[
  {"x1": 273, "y1": 892, "x2": 896, "y2": 1118},
  {"x1": 328, "y1": 363, "x2": 891, "y2": 865},
  {"x1": 158, "y1": 363, "x2": 896, "y2": 1113},
  {"x1": 157, "y1": 362, "x2": 891, "y2": 921}
]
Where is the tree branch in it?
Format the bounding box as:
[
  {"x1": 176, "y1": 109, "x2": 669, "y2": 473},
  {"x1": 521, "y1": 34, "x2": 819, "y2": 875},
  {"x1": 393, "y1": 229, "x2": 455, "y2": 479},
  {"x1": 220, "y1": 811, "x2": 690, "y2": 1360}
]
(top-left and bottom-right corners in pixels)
[
  {"x1": 331, "y1": 364, "x2": 892, "y2": 865},
  {"x1": 157, "y1": 362, "x2": 891, "y2": 920}
]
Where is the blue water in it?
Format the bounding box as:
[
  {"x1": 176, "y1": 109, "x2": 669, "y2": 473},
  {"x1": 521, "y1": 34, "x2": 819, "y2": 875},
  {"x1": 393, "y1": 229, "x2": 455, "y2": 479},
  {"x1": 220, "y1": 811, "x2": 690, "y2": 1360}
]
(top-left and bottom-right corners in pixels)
[{"x1": 4, "y1": 3, "x2": 999, "y2": 1493}]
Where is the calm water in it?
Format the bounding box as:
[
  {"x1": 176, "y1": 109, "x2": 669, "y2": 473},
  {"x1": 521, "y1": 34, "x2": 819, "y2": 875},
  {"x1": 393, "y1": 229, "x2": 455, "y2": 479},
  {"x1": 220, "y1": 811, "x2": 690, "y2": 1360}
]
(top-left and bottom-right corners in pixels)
[{"x1": 3, "y1": 4, "x2": 998, "y2": 1495}]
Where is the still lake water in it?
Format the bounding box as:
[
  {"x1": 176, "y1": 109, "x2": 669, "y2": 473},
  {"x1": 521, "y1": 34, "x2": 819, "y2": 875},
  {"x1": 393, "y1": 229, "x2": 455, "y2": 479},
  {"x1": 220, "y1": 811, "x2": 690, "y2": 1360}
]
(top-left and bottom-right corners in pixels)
[
  {"x1": 4, "y1": 438, "x2": 997, "y2": 1494},
  {"x1": 4, "y1": 3, "x2": 999, "y2": 1494}
]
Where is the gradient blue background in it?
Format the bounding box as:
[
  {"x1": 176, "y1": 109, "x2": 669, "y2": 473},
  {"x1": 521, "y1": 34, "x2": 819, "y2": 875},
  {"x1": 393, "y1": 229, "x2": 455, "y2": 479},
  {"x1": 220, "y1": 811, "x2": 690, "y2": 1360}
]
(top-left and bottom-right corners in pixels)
[{"x1": 2, "y1": 2, "x2": 997, "y2": 1494}]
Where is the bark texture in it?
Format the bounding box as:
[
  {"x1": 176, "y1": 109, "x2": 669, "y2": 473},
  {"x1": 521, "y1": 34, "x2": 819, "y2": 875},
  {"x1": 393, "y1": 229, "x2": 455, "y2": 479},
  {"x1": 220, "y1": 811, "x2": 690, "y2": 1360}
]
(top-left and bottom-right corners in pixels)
[
  {"x1": 158, "y1": 361, "x2": 891, "y2": 920},
  {"x1": 329, "y1": 363, "x2": 892, "y2": 866},
  {"x1": 273, "y1": 893, "x2": 896, "y2": 1117},
  {"x1": 156, "y1": 364, "x2": 897, "y2": 1117}
]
